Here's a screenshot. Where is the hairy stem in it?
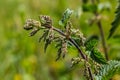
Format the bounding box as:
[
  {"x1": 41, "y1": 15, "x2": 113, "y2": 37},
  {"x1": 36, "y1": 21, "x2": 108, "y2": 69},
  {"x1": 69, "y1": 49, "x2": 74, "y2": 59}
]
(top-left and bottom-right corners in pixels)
[
  {"x1": 53, "y1": 27, "x2": 86, "y2": 58},
  {"x1": 53, "y1": 27, "x2": 94, "y2": 80},
  {"x1": 97, "y1": 21, "x2": 109, "y2": 60},
  {"x1": 91, "y1": 0, "x2": 109, "y2": 60},
  {"x1": 68, "y1": 38, "x2": 86, "y2": 59}
]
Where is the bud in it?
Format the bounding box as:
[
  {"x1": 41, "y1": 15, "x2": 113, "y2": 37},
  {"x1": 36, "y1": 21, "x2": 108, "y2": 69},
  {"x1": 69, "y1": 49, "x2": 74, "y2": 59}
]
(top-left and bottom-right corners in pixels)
[
  {"x1": 39, "y1": 15, "x2": 52, "y2": 28},
  {"x1": 32, "y1": 20, "x2": 41, "y2": 29},
  {"x1": 24, "y1": 19, "x2": 33, "y2": 30},
  {"x1": 24, "y1": 19, "x2": 41, "y2": 30}
]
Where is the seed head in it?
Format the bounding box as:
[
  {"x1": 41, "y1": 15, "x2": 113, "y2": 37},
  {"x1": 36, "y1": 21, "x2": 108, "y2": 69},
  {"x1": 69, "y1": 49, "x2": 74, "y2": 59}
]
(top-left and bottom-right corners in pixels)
[
  {"x1": 24, "y1": 19, "x2": 41, "y2": 30},
  {"x1": 39, "y1": 15, "x2": 52, "y2": 28}
]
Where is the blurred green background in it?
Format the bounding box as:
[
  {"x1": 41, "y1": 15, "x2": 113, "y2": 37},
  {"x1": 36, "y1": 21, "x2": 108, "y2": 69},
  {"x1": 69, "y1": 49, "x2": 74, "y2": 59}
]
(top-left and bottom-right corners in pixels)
[{"x1": 0, "y1": 0, "x2": 120, "y2": 80}]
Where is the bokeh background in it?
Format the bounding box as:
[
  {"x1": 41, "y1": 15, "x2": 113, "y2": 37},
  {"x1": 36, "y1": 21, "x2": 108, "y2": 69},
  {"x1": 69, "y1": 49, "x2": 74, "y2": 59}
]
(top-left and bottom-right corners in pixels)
[{"x1": 0, "y1": 0, "x2": 120, "y2": 80}]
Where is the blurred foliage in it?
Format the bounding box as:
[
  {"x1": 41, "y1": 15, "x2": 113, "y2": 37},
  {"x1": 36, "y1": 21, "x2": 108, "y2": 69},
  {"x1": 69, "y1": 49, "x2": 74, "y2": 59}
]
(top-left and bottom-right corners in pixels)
[
  {"x1": 95, "y1": 60, "x2": 120, "y2": 80},
  {"x1": 0, "y1": 0, "x2": 120, "y2": 80},
  {"x1": 108, "y1": 0, "x2": 120, "y2": 38}
]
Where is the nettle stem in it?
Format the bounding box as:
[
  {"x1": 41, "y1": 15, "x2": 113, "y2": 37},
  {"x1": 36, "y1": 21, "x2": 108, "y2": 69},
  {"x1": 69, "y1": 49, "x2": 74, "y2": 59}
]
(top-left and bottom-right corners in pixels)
[
  {"x1": 97, "y1": 21, "x2": 109, "y2": 60},
  {"x1": 53, "y1": 27, "x2": 94, "y2": 80},
  {"x1": 53, "y1": 27, "x2": 86, "y2": 58},
  {"x1": 91, "y1": 0, "x2": 109, "y2": 60}
]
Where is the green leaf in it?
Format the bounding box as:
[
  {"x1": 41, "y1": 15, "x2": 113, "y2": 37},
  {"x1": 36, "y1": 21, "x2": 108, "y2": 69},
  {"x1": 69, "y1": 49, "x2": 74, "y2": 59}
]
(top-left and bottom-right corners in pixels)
[
  {"x1": 91, "y1": 49, "x2": 107, "y2": 64},
  {"x1": 95, "y1": 60, "x2": 120, "y2": 80},
  {"x1": 108, "y1": 1, "x2": 120, "y2": 38},
  {"x1": 59, "y1": 8, "x2": 73, "y2": 28},
  {"x1": 85, "y1": 36, "x2": 99, "y2": 51},
  {"x1": 82, "y1": 4, "x2": 97, "y2": 13}
]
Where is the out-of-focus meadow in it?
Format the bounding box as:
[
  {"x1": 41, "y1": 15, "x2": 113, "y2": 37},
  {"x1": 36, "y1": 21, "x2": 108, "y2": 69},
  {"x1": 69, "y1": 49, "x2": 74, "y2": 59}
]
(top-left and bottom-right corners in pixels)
[{"x1": 0, "y1": 0, "x2": 120, "y2": 80}]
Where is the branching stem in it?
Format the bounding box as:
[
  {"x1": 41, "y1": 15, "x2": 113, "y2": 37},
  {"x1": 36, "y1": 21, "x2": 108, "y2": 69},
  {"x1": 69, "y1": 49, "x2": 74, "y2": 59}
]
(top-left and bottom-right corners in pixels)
[{"x1": 53, "y1": 27, "x2": 94, "y2": 80}]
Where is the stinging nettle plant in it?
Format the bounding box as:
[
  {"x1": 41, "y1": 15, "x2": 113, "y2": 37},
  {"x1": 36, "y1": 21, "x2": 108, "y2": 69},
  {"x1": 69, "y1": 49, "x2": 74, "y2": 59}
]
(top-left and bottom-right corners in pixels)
[{"x1": 23, "y1": 0, "x2": 120, "y2": 80}]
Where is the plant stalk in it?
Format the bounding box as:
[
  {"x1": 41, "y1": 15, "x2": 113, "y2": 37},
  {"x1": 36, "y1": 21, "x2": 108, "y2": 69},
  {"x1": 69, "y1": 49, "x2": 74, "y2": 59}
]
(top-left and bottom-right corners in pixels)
[
  {"x1": 97, "y1": 21, "x2": 109, "y2": 60},
  {"x1": 91, "y1": 0, "x2": 109, "y2": 60},
  {"x1": 53, "y1": 27, "x2": 94, "y2": 80}
]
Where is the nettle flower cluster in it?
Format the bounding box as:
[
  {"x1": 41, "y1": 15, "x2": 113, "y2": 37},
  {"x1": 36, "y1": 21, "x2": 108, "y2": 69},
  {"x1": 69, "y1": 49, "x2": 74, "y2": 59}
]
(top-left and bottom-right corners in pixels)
[{"x1": 23, "y1": 9, "x2": 111, "y2": 80}]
